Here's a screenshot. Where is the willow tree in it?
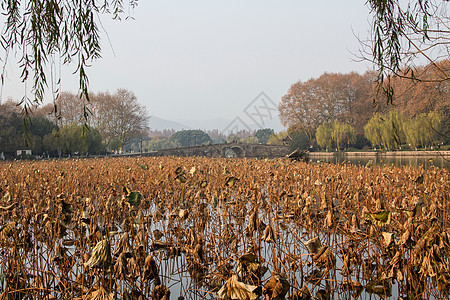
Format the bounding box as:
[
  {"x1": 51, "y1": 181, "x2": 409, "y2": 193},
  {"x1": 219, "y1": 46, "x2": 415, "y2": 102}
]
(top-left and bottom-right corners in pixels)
[
  {"x1": 316, "y1": 122, "x2": 333, "y2": 151},
  {"x1": 364, "y1": 110, "x2": 405, "y2": 150},
  {"x1": 364, "y1": 113, "x2": 386, "y2": 150},
  {"x1": 316, "y1": 121, "x2": 356, "y2": 151},
  {"x1": 404, "y1": 111, "x2": 441, "y2": 149},
  {"x1": 332, "y1": 121, "x2": 356, "y2": 151},
  {"x1": 1, "y1": 0, "x2": 137, "y2": 114}
]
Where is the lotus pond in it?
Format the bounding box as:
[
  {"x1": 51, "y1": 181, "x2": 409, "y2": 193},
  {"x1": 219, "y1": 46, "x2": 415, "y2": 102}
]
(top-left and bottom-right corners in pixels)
[{"x1": 0, "y1": 157, "x2": 449, "y2": 299}]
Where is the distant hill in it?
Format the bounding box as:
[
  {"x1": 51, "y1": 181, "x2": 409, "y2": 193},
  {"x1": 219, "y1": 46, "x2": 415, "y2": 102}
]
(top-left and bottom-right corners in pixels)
[
  {"x1": 179, "y1": 118, "x2": 231, "y2": 131},
  {"x1": 148, "y1": 116, "x2": 190, "y2": 131},
  {"x1": 180, "y1": 117, "x2": 285, "y2": 133}
]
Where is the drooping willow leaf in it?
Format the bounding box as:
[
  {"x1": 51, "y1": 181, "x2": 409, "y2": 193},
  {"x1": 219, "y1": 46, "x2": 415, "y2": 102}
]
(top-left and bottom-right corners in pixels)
[{"x1": 1, "y1": 0, "x2": 137, "y2": 121}]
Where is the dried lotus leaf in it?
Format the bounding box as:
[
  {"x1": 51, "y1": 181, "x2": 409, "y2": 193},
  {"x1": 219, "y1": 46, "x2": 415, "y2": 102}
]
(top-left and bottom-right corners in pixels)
[
  {"x1": 151, "y1": 285, "x2": 170, "y2": 300},
  {"x1": 0, "y1": 203, "x2": 15, "y2": 211},
  {"x1": 217, "y1": 274, "x2": 260, "y2": 300},
  {"x1": 366, "y1": 279, "x2": 392, "y2": 297},
  {"x1": 113, "y1": 253, "x2": 128, "y2": 280},
  {"x1": 263, "y1": 272, "x2": 289, "y2": 300},
  {"x1": 143, "y1": 255, "x2": 160, "y2": 284},
  {"x1": 153, "y1": 229, "x2": 164, "y2": 240},
  {"x1": 325, "y1": 210, "x2": 334, "y2": 228},
  {"x1": 84, "y1": 239, "x2": 111, "y2": 269},
  {"x1": 175, "y1": 166, "x2": 183, "y2": 175},
  {"x1": 305, "y1": 237, "x2": 321, "y2": 254},
  {"x1": 290, "y1": 286, "x2": 311, "y2": 300},
  {"x1": 313, "y1": 246, "x2": 335, "y2": 269},
  {"x1": 87, "y1": 286, "x2": 113, "y2": 300},
  {"x1": 189, "y1": 166, "x2": 196, "y2": 175},
  {"x1": 262, "y1": 225, "x2": 276, "y2": 243},
  {"x1": 127, "y1": 257, "x2": 140, "y2": 279},
  {"x1": 113, "y1": 232, "x2": 131, "y2": 257},
  {"x1": 341, "y1": 279, "x2": 363, "y2": 293},
  {"x1": 382, "y1": 232, "x2": 395, "y2": 248},
  {"x1": 0, "y1": 191, "x2": 12, "y2": 203},
  {"x1": 246, "y1": 208, "x2": 259, "y2": 235},
  {"x1": 399, "y1": 229, "x2": 411, "y2": 247},
  {"x1": 175, "y1": 173, "x2": 186, "y2": 183},
  {"x1": 178, "y1": 209, "x2": 189, "y2": 219},
  {"x1": 0, "y1": 222, "x2": 15, "y2": 242}
]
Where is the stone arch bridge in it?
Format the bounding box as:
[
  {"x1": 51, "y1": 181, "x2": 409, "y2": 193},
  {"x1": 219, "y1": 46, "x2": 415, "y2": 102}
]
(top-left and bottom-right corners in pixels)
[{"x1": 139, "y1": 143, "x2": 290, "y2": 159}]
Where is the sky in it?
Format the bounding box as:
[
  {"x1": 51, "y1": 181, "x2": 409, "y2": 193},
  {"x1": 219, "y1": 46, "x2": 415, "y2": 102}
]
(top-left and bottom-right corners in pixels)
[{"x1": 0, "y1": 1, "x2": 374, "y2": 131}]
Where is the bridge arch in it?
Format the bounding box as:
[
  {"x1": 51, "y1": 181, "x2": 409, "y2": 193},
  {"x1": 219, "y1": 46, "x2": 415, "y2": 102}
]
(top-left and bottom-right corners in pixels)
[{"x1": 223, "y1": 146, "x2": 245, "y2": 158}]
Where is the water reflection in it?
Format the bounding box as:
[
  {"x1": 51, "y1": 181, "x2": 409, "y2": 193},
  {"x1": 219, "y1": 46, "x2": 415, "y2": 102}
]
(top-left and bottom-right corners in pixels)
[{"x1": 310, "y1": 153, "x2": 450, "y2": 169}]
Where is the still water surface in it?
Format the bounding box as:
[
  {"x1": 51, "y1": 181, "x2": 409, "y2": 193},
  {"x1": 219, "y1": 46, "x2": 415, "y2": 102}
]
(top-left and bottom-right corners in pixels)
[{"x1": 310, "y1": 153, "x2": 450, "y2": 169}]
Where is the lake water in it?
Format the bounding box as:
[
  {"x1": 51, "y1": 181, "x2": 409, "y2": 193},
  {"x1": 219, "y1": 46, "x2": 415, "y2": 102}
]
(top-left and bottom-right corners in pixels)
[{"x1": 309, "y1": 153, "x2": 450, "y2": 169}]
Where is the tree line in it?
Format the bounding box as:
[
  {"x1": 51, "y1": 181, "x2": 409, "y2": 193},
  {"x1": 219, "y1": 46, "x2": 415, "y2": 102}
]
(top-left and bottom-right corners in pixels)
[
  {"x1": 0, "y1": 89, "x2": 149, "y2": 158},
  {"x1": 278, "y1": 62, "x2": 450, "y2": 151},
  {"x1": 3, "y1": 60, "x2": 448, "y2": 158},
  {"x1": 1, "y1": 93, "x2": 275, "y2": 157},
  {"x1": 126, "y1": 129, "x2": 275, "y2": 153}
]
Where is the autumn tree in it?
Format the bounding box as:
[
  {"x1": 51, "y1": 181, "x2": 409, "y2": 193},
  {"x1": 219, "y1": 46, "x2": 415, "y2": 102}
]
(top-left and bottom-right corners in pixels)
[
  {"x1": 437, "y1": 104, "x2": 450, "y2": 145},
  {"x1": 0, "y1": 101, "x2": 23, "y2": 153},
  {"x1": 27, "y1": 117, "x2": 59, "y2": 154},
  {"x1": 364, "y1": 114, "x2": 385, "y2": 150},
  {"x1": 279, "y1": 79, "x2": 322, "y2": 137},
  {"x1": 241, "y1": 136, "x2": 259, "y2": 144},
  {"x1": 49, "y1": 92, "x2": 89, "y2": 126},
  {"x1": 279, "y1": 72, "x2": 376, "y2": 136},
  {"x1": 288, "y1": 131, "x2": 310, "y2": 152},
  {"x1": 90, "y1": 89, "x2": 149, "y2": 151},
  {"x1": 377, "y1": 63, "x2": 450, "y2": 117}
]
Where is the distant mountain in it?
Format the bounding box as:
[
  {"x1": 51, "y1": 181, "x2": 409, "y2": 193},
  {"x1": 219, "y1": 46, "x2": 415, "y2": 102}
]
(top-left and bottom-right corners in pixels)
[
  {"x1": 180, "y1": 117, "x2": 285, "y2": 133},
  {"x1": 148, "y1": 116, "x2": 190, "y2": 131},
  {"x1": 179, "y1": 118, "x2": 231, "y2": 131}
]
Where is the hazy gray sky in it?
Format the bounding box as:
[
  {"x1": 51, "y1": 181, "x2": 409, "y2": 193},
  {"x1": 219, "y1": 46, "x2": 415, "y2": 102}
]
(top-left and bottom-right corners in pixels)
[{"x1": 1, "y1": 1, "x2": 373, "y2": 128}]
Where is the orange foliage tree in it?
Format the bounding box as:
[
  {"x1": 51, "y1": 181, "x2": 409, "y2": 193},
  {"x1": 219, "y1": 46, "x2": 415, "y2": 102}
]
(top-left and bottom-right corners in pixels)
[{"x1": 279, "y1": 72, "x2": 377, "y2": 136}]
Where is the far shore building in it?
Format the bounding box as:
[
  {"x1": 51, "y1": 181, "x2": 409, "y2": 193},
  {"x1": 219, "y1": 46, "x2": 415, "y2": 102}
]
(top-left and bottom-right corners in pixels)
[{"x1": 16, "y1": 150, "x2": 32, "y2": 157}]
